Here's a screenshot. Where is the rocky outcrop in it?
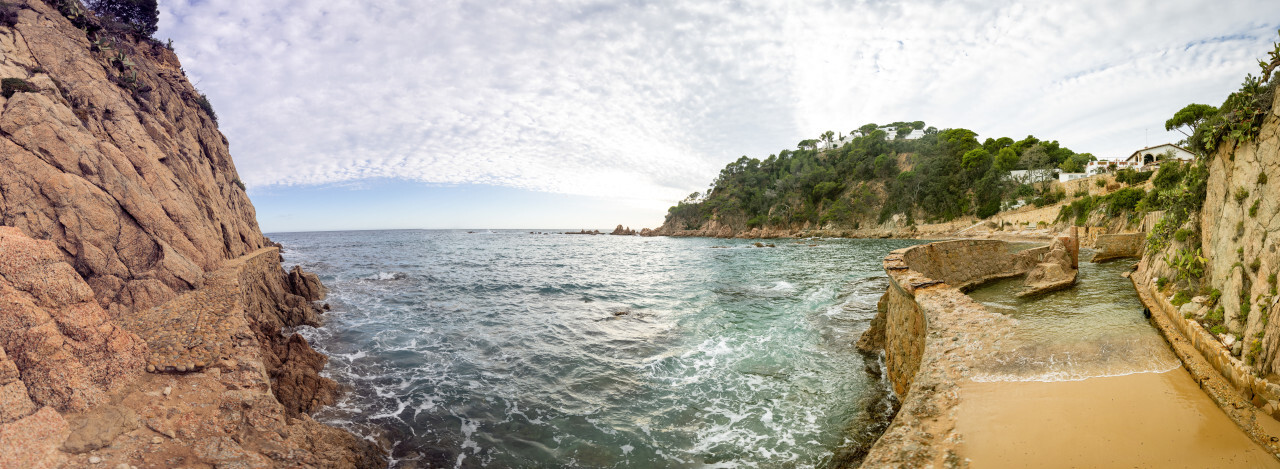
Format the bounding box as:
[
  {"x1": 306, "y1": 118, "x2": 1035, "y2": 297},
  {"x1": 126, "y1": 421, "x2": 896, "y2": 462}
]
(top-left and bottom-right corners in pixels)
[
  {"x1": 1092, "y1": 232, "x2": 1145, "y2": 262},
  {"x1": 609, "y1": 224, "x2": 636, "y2": 235},
  {"x1": 1195, "y1": 87, "x2": 1280, "y2": 370},
  {"x1": 1, "y1": 1, "x2": 266, "y2": 316},
  {"x1": 0, "y1": 227, "x2": 146, "y2": 413},
  {"x1": 288, "y1": 265, "x2": 327, "y2": 302},
  {"x1": 0, "y1": 2, "x2": 384, "y2": 467},
  {"x1": 1019, "y1": 236, "x2": 1078, "y2": 297}
]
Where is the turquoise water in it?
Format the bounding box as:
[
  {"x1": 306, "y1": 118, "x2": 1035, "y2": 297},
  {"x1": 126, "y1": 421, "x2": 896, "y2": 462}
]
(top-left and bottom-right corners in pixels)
[
  {"x1": 965, "y1": 254, "x2": 1180, "y2": 382},
  {"x1": 269, "y1": 230, "x2": 922, "y2": 468}
]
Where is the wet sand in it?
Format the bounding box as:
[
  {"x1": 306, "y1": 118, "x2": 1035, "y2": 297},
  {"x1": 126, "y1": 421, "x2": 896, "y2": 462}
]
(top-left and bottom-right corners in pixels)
[{"x1": 957, "y1": 370, "x2": 1280, "y2": 468}]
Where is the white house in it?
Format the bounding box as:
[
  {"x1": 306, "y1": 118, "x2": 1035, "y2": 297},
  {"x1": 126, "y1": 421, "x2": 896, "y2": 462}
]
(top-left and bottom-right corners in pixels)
[
  {"x1": 898, "y1": 129, "x2": 925, "y2": 140},
  {"x1": 1009, "y1": 169, "x2": 1055, "y2": 184},
  {"x1": 1124, "y1": 144, "x2": 1195, "y2": 170},
  {"x1": 1059, "y1": 172, "x2": 1088, "y2": 183},
  {"x1": 1085, "y1": 158, "x2": 1140, "y2": 176}
]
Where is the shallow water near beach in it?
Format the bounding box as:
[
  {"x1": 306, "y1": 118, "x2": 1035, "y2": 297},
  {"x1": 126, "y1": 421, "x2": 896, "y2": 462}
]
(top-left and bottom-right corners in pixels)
[
  {"x1": 965, "y1": 253, "x2": 1181, "y2": 381},
  {"x1": 270, "y1": 230, "x2": 923, "y2": 468}
]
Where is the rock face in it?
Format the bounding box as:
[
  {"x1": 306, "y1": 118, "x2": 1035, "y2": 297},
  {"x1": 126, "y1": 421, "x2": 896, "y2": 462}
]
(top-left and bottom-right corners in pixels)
[
  {"x1": 1092, "y1": 232, "x2": 1145, "y2": 262},
  {"x1": 1, "y1": 1, "x2": 265, "y2": 316},
  {"x1": 1019, "y1": 237, "x2": 1079, "y2": 297},
  {"x1": 0, "y1": 227, "x2": 146, "y2": 413},
  {"x1": 1196, "y1": 87, "x2": 1280, "y2": 371},
  {"x1": 0, "y1": 3, "x2": 384, "y2": 467}
]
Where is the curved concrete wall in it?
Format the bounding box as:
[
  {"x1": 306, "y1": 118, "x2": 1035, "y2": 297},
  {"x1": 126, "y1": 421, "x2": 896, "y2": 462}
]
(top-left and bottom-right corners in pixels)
[{"x1": 861, "y1": 240, "x2": 1044, "y2": 468}]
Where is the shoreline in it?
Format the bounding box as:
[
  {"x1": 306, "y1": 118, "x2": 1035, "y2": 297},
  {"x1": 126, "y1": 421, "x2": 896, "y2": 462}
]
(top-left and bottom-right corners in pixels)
[{"x1": 857, "y1": 238, "x2": 1280, "y2": 467}]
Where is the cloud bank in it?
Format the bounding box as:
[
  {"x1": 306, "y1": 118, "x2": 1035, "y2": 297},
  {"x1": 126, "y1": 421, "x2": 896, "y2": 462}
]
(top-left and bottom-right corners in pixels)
[{"x1": 157, "y1": 0, "x2": 1280, "y2": 207}]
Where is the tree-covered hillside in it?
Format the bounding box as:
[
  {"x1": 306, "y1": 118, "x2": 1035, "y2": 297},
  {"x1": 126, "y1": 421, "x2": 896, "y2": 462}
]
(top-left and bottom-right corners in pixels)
[{"x1": 663, "y1": 122, "x2": 1095, "y2": 232}]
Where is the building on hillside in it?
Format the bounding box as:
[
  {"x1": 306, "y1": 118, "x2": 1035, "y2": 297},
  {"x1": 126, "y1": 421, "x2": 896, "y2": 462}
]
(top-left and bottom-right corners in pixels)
[
  {"x1": 1009, "y1": 169, "x2": 1055, "y2": 184},
  {"x1": 898, "y1": 129, "x2": 925, "y2": 140},
  {"x1": 1059, "y1": 172, "x2": 1088, "y2": 183},
  {"x1": 1124, "y1": 143, "x2": 1195, "y2": 170},
  {"x1": 1085, "y1": 159, "x2": 1140, "y2": 176}
]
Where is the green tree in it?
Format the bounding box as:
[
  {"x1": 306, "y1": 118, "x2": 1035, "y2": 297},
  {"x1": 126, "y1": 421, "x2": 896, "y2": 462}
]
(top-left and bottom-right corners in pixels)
[
  {"x1": 88, "y1": 0, "x2": 159, "y2": 36},
  {"x1": 1165, "y1": 103, "x2": 1218, "y2": 139},
  {"x1": 993, "y1": 147, "x2": 1019, "y2": 172},
  {"x1": 821, "y1": 130, "x2": 835, "y2": 148}
]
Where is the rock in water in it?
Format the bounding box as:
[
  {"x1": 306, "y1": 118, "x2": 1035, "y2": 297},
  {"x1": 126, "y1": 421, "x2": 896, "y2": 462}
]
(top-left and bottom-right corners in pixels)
[{"x1": 1018, "y1": 237, "x2": 1078, "y2": 297}]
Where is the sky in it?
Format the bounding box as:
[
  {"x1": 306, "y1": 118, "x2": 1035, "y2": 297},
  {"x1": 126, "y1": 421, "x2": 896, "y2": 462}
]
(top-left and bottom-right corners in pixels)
[{"x1": 155, "y1": 0, "x2": 1280, "y2": 232}]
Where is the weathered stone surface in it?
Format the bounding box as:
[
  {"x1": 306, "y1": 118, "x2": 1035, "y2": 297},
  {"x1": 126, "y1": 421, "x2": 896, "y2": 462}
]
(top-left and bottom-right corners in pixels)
[
  {"x1": 1092, "y1": 232, "x2": 1145, "y2": 262},
  {"x1": 862, "y1": 241, "x2": 1024, "y2": 467},
  {"x1": 270, "y1": 333, "x2": 338, "y2": 417},
  {"x1": 855, "y1": 291, "x2": 889, "y2": 353},
  {"x1": 1, "y1": 0, "x2": 264, "y2": 315},
  {"x1": 0, "y1": 3, "x2": 384, "y2": 467},
  {"x1": 0, "y1": 227, "x2": 147, "y2": 412},
  {"x1": 62, "y1": 404, "x2": 140, "y2": 453},
  {"x1": 1019, "y1": 237, "x2": 1078, "y2": 297},
  {"x1": 609, "y1": 224, "x2": 636, "y2": 235},
  {"x1": 288, "y1": 265, "x2": 327, "y2": 302},
  {"x1": 0, "y1": 406, "x2": 70, "y2": 469}
]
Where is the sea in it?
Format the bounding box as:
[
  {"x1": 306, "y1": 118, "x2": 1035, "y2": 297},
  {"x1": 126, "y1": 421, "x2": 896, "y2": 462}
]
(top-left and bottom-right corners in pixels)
[{"x1": 269, "y1": 229, "x2": 923, "y2": 468}]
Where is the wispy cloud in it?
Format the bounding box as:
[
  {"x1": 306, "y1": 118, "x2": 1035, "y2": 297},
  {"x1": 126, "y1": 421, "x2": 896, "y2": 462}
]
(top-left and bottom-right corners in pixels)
[{"x1": 158, "y1": 0, "x2": 1280, "y2": 206}]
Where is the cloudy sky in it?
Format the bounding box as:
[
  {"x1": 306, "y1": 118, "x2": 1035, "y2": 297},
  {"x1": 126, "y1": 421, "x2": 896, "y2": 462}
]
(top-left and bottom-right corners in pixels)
[{"x1": 156, "y1": 1, "x2": 1280, "y2": 232}]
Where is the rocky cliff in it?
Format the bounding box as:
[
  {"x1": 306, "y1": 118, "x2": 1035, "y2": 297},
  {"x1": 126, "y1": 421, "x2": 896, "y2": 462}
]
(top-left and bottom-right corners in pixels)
[
  {"x1": 0, "y1": 1, "x2": 384, "y2": 467},
  {"x1": 1134, "y1": 62, "x2": 1280, "y2": 419}
]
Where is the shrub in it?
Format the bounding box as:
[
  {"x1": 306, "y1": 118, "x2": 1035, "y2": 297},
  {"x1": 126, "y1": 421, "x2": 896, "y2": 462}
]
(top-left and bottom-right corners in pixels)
[
  {"x1": 1153, "y1": 162, "x2": 1185, "y2": 191},
  {"x1": 86, "y1": 0, "x2": 158, "y2": 36},
  {"x1": 1205, "y1": 306, "x2": 1225, "y2": 326},
  {"x1": 1033, "y1": 190, "x2": 1066, "y2": 207},
  {"x1": 1157, "y1": 277, "x2": 1169, "y2": 289},
  {"x1": 1261, "y1": 172, "x2": 1270, "y2": 185},
  {"x1": 1248, "y1": 340, "x2": 1264, "y2": 366},
  {"x1": 1, "y1": 77, "x2": 35, "y2": 98},
  {"x1": 1096, "y1": 178, "x2": 1107, "y2": 188},
  {"x1": 195, "y1": 93, "x2": 217, "y2": 123},
  {"x1": 1251, "y1": 258, "x2": 1262, "y2": 272},
  {"x1": 1106, "y1": 187, "x2": 1145, "y2": 216},
  {"x1": 1172, "y1": 290, "x2": 1192, "y2": 307},
  {"x1": 1209, "y1": 288, "x2": 1222, "y2": 306},
  {"x1": 1251, "y1": 199, "x2": 1261, "y2": 217},
  {"x1": 0, "y1": 2, "x2": 18, "y2": 28},
  {"x1": 1235, "y1": 187, "x2": 1250, "y2": 203},
  {"x1": 1173, "y1": 228, "x2": 1194, "y2": 243},
  {"x1": 1210, "y1": 325, "x2": 1226, "y2": 335}
]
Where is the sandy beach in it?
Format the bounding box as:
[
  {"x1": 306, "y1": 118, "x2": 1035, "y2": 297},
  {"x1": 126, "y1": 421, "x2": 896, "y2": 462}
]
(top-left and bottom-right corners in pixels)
[{"x1": 956, "y1": 369, "x2": 1280, "y2": 468}]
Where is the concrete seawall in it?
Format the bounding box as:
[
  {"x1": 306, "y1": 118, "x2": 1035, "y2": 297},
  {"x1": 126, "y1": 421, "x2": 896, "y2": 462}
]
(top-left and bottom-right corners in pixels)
[{"x1": 859, "y1": 240, "x2": 1047, "y2": 467}]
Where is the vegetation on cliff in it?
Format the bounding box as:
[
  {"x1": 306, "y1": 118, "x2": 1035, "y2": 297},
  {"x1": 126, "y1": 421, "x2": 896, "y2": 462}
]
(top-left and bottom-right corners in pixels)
[{"x1": 664, "y1": 123, "x2": 1095, "y2": 232}]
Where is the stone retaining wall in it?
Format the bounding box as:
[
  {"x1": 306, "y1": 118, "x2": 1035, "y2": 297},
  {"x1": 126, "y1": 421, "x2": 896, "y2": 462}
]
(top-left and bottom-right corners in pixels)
[{"x1": 1132, "y1": 267, "x2": 1280, "y2": 457}]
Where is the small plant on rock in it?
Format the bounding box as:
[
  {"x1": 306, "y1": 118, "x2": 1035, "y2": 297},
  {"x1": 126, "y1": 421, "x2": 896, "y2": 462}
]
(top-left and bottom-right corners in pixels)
[
  {"x1": 1261, "y1": 172, "x2": 1270, "y2": 185},
  {"x1": 1172, "y1": 290, "x2": 1192, "y2": 307},
  {"x1": 1, "y1": 77, "x2": 35, "y2": 98},
  {"x1": 1236, "y1": 187, "x2": 1250, "y2": 203}
]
